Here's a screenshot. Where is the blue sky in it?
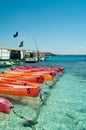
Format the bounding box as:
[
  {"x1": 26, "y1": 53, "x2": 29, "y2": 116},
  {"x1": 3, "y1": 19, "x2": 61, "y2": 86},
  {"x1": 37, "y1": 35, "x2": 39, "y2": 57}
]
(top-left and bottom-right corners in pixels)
[{"x1": 0, "y1": 0, "x2": 86, "y2": 54}]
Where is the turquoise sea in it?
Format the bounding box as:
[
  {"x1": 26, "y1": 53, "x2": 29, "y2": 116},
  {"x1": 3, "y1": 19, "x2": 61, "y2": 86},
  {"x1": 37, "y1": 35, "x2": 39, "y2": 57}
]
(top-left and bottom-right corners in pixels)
[{"x1": 0, "y1": 55, "x2": 86, "y2": 130}]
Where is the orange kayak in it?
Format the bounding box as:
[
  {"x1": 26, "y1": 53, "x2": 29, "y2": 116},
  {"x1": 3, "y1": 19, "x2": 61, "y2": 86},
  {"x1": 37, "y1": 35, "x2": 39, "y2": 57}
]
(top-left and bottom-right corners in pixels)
[
  {"x1": 0, "y1": 77, "x2": 40, "y2": 88},
  {"x1": 0, "y1": 75, "x2": 44, "y2": 84},
  {"x1": 0, "y1": 83, "x2": 40, "y2": 97},
  {"x1": 15, "y1": 75, "x2": 44, "y2": 84},
  {"x1": 22, "y1": 72, "x2": 53, "y2": 81},
  {"x1": 1, "y1": 71, "x2": 53, "y2": 81}
]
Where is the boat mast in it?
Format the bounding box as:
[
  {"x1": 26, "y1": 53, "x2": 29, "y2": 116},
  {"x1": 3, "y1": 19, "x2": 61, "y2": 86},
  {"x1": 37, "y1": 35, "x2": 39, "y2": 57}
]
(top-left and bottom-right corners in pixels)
[{"x1": 33, "y1": 38, "x2": 40, "y2": 60}]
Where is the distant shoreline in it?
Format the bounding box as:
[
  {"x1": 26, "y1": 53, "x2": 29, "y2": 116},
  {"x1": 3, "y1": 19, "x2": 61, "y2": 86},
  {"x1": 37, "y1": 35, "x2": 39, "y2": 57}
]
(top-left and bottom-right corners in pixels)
[{"x1": 43, "y1": 52, "x2": 86, "y2": 56}]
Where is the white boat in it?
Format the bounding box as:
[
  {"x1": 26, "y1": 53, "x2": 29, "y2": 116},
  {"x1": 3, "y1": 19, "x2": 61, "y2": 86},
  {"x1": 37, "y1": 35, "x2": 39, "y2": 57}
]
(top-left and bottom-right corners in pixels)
[
  {"x1": 24, "y1": 50, "x2": 38, "y2": 63},
  {"x1": 38, "y1": 53, "x2": 45, "y2": 61},
  {"x1": 39, "y1": 55, "x2": 45, "y2": 61}
]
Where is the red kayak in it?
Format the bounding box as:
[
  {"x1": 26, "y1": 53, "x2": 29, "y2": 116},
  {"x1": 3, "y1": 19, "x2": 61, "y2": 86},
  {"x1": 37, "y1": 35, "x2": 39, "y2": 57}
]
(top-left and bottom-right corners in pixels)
[
  {"x1": 0, "y1": 97, "x2": 12, "y2": 114},
  {"x1": 11, "y1": 66, "x2": 64, "y2": 73},
  {"x1": 10, "y1": 68, "x2": 57, "y2": 78}
]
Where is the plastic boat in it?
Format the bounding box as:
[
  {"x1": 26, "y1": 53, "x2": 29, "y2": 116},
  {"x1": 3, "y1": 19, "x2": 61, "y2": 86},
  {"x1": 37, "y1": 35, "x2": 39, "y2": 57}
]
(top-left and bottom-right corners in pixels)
[
  {"x1": 0, "y1": 96, "x2": 12, "y2": 114},
  {"x1": 0, "y1": 74, "x2": 44, "y2": 84},
  {"x1": 11, "y1": 66, "x2": 64, "y2": 73},
  {"x1": 0, "y1": 83, "x2": 40, "y2": 97},
  {"x1": 1, "y1": 71, "x2": 53, "y2": 81}
]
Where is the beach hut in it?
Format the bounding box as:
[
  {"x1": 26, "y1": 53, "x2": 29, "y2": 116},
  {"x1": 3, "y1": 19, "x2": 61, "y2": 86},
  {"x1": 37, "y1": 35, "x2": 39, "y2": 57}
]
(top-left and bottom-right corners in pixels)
[{"x1": 10, "y1": 49, "x2": 24, "y2": 60}]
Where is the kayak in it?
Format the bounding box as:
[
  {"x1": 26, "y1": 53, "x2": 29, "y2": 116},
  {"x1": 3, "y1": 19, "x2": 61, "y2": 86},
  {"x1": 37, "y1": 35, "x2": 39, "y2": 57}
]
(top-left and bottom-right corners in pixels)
[
  {"x1": 0, "y1": 75, "x2": 44, "y2": 84},
  {"x1": 14, "y1": 75, "x2": 45, "y2": 84},
  {"x1": 0, "y1": 97, "x2": 12, "y2": 114},
  {"x1": 0, "y1": 77, "x2": 41, "y2": 88},
  {"x1": 1, "y1": 71, "x2": 53, "y2": 81},
  {"x1": 11, "y1": 67, "x2": 57, "y2": 77},
  {"x1": 0, "y1": 83, "x2": 40, "y2": 97},
  {"x1": 11, "y1": 66, "x2": 64, "y2": 73}
]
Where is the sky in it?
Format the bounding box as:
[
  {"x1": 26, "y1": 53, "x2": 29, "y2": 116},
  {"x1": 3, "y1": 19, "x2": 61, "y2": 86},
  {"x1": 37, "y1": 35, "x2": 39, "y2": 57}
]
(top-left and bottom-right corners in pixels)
[{"x1": 0, "y1": 0, "x2": 86, "y2": 54}]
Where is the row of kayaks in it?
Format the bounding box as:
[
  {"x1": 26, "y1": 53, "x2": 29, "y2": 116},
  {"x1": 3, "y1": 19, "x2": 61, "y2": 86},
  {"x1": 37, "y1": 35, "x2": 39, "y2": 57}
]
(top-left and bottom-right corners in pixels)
[{"x1": 0, "y1": 66, "x2": 64, "y2": 97}]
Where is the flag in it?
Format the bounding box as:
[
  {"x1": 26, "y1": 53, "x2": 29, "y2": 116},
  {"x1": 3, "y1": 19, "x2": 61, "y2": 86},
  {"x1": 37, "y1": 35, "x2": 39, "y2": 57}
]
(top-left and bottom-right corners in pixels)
[
  {"x1": 19, "y1": 41, "x2": 23, "y2": 47},
  {"x1": 13, "y1": 31, "x2": 18, "y2": 38}
]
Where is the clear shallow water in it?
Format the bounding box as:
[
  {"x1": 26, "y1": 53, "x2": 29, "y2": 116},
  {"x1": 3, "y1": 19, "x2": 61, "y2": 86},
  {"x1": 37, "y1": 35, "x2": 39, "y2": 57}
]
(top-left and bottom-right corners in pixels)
[{"x1": 0, "y1": 56, "x2": 86, "y2": 130}]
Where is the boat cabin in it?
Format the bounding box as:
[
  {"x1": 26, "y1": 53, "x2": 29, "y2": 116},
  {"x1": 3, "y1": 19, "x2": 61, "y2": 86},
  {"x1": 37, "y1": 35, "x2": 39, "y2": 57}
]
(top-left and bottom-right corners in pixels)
[{"x1": 24, "y1": 50, "x2": 38, "y2": 63}]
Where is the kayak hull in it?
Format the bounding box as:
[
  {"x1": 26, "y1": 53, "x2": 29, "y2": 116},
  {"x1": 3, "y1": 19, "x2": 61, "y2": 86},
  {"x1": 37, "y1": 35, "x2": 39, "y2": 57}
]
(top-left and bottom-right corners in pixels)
[{"x1": 0, "y1": 83, "x2": 40, "y2": 97}]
